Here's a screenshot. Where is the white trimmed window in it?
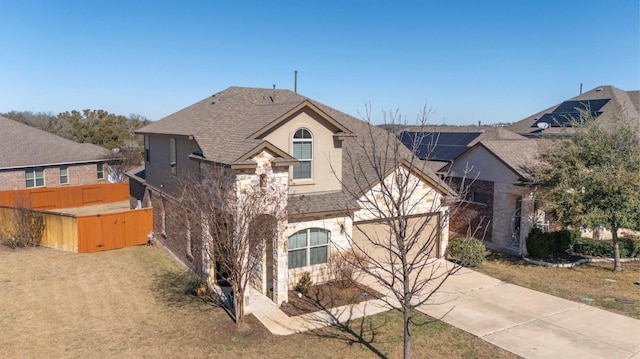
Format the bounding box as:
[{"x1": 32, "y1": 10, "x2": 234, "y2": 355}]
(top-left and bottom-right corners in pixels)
[
  {"x1": 288, "y1": 228, "x2": 329, "y2": 269},
  {"x1": 60, "y1": 165, "x2": 69, "y2": 185},
  {"x1": 292, "y1": 128, "x2": 312, "y2": 179},
  {"x1": 97, "y1": 163, "x2": 104, "y2": 180},
  {"x1": 25, "y1": 168, "x2": 45, "y2": 188}
]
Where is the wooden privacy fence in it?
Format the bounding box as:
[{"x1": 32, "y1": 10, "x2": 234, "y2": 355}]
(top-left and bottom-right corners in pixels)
[
  {"x1": 0, "y1": 182, "x2": 130, "y2": 210},
  {"x1": 0, "y1": 206, "x2": 153, "y2": 253}
]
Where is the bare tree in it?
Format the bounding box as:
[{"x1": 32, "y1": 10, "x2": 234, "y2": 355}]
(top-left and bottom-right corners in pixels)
[
  {"x1": 169, "y1": 163, "x2": 287, "y2": 324},
  {"x1": 2, "y1": 195, "x2": 45, "y2": 248},
  {"x1": 106, "y1": 141, "x2": 144, "y2": 183},
  {"x1": 334, "y1": 106, "x2": 470, "y2": 359}
]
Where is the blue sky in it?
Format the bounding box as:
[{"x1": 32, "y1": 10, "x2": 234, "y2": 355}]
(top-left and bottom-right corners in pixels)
[{"x1": 0, "y1": 1, "x2": 638, "y2": 125}]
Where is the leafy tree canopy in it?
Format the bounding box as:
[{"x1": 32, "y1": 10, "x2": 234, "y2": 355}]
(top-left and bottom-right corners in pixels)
[{"x1": 536, "y1": 112, "x2": 640, "y2": 270}]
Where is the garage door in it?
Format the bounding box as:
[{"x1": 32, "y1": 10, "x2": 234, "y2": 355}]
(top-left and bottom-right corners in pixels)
[{"x1": 352, "y1": 214, "x2": 440, "y2": 266}]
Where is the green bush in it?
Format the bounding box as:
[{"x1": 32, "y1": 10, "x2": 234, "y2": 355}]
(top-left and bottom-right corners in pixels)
[
  {"x1": 447, "y1": 237, "x2": 486, "y2": 267},
  {"x1": 550, "y1": 229, "x2": 580, "y2": 255},
  {"x1": 621, "y1": 237, "x2": 640, "y2": 257},
  {"x1": 526, "y1": 228, "x2": 579, "y2": 260},
  {"x1": 574, "y1": 237, "x2": 640, "y2": 258},
  {"x1": 526, "y1": 228, "x2": 548, "y2": 259},
  {"x1": 294, "y1": 272, "x2": 312, "y2": 295}
]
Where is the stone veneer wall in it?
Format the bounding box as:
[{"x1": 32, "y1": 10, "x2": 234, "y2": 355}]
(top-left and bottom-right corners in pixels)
[
  {"x1": 491, "y1": 182, "x2": 535, "y2": 251},
  {"x1": 353, "y1": 167, "x2": 450, "y2": 257},
  {"x1": 285, "y1": 215, "x2": 352, "y2": 288}
]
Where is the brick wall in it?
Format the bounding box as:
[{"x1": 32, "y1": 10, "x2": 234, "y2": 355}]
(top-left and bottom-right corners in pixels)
[
  {"x1": 449, "y1": 177, "x2": 494, "y2": 242},
  {"x1": 150, "y1": 192, "x2": 204, "y2": 277},
  {"x1": 0, "y1": 162, "x2": 105, "y2": 191},
  {"x1": 0, "y1": 171, "x2": 22, "y2": 190}
]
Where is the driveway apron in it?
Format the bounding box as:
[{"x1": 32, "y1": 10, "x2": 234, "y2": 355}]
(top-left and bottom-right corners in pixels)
[{"x1": 416, "y1": 264, "x2": 640, "y2": 359}]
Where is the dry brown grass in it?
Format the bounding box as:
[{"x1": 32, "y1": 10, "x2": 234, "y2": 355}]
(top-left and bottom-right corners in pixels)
[
  {"x1": 476, "y1": 251, "x2": 640, "y2": 319},
  {"x1": 0, "y1": 245, "x2": 517, "y2": 358}
]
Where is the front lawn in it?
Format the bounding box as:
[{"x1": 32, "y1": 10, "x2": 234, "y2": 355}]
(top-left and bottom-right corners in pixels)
[
  {"x1": 0, "y1": 245, "x2": 517, "y2": 358},
  {"x1": 476, "y1": 251, "x2": 640, "y2": 319}
]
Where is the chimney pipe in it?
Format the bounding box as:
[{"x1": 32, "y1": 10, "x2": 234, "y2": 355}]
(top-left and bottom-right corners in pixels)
[
  {"x1": 579, "y1": 83, "x2": 583, "y2": 95},
  {"x1": 294, "y1": 70, "x2": 298, "y2": 93}
]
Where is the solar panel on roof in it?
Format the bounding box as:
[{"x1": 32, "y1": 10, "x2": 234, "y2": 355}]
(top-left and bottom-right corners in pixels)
[
  {"x1": 531, "y1": 99, "x2": 610, "y2": 128},
  {"x1": 398, "y1": 131, "x2": 481, "y2": 161},
  {"x1": 553, "y1": 99, "x2": 609, "y2": 114}
]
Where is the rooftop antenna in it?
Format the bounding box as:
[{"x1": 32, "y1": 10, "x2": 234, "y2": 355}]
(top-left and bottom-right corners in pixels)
[
  {"x1": 294, "y1": 70, "x2": 298, "y2": 93},
  {"x1": 579, "y1": 83, "x2": 583, "y2": 95}
]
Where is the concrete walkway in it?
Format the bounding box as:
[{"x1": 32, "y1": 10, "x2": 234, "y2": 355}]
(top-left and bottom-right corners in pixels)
[
  {"x1": 415, "y1": 265, "x2": 640, "y2": 359},
  {"x1": 249, "y1": 262, "x2": 640, "y2": 359}
]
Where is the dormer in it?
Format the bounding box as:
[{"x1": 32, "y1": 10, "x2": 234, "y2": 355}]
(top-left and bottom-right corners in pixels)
[{"x1": 248, "y1": 100, "x2": 354, "y2": 194}]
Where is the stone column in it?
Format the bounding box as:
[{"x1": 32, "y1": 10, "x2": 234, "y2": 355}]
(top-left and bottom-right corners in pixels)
[
  {"x1": 273, "y1": 221, "x2": 289, "y2": 304},
  {"x1": 519, "y1": 192, "x2": 536, "y2": 256},
  {"x1": 439, "y1": 207, "x2": 450, "y2": 258}
]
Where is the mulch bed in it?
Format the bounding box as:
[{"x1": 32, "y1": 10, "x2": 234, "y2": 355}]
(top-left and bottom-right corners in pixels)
[{"x1": 280, "y1": 280, "x2": 383, "y2": 317}]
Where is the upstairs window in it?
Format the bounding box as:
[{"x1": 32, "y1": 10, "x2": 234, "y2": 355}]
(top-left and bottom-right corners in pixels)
[
  {"x1": 169, "y1": 137, "x2": 177, "y2": 175},
  {"x1": 25, "y1": 168, "x2": 45, "y2": 188},
  {"x1": 144, "y1": 135, "x2": 150, "y2": 163},
  {"x1": 292, "y1": 128, "x2": 312, "y2": 179},
  {"x1": 97, "y1": 163, "x2": 105, "y2": 180},
  {"x1": 60, "y1": 166, "x2": 69, "y2": 185}
]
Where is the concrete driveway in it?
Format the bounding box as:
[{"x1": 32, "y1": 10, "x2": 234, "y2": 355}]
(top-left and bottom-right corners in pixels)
[{"x1": 417, "y1": 264, "x2": 640, "y2": 359}]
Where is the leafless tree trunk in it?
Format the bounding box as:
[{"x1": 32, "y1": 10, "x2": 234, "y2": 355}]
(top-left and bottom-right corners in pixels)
[
  {"x1": 335, "y1": 106, "x2": 470, "y2": 359},
  {"x1": 168, "y1": 163, "x2": 286, "y2": 324}
]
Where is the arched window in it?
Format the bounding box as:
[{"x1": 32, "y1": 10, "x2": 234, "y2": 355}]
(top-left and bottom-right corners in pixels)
[
  {"x1": 292, "y1": 128, "x2": 312, "y2": 179},
  {"x1": 288, "y1": 228, "x2": 329, "y2": 269}
]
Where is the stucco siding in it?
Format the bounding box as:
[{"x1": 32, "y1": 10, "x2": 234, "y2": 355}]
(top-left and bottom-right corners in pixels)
[
  {"x1": 263, "y1": 109, "x2": 343, "y2": 194},
  {"x1": 449, "y1": 147, "x2": 519, "y2": 184}
]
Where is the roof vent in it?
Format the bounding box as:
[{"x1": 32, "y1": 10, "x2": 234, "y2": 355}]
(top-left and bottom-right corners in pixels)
[
  {"x1": 596, "y1": 87, "x2": 603, "y2": 91},
  {"x1": 270, "y1": 84, "x2": 276, "y2": 103}
]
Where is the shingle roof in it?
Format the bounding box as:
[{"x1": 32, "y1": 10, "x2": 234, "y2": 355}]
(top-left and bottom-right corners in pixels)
[
  {"x1": 137, "y1": 87, "x2": 318, "y2": 164},
  {"x1": 0, "y1": 116, "x2": 112, "y2": 169},
  {"x1": 138, "y1": 86, "x2": 454, "y2": 212},
  {"x1": 478, "y1": 139, "x2": 542, "y2": 182},
  {"x1": 287, "y1": 191, "x2": 360, "y2": 217},
  {"x1": 507, "y1": 85, "x2": 640, "y2": 136}
]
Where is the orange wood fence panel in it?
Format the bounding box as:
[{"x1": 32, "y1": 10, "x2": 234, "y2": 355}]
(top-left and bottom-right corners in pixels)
[
  {"x1": 0, "y1": 182, "x2": 130, "y2": 210},
  {"x1": 76, "y1": 208, "x2": 153, "y2": 253}
]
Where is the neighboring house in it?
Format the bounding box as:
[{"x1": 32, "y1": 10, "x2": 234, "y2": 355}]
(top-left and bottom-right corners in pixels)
[
  {"x1": 507, "y1": 85, "x2": 640, "y2": 137},
  {"x1": 130, "y1": 86, "x2": 454, "y2": 304},
  {"x1": 399, "y1": 85, "x2": 639, "y2": 254},
  {"x1": 0, "y1": 116, "x2": 112, "y2": 191},
  {"x1": 395, "y1": 125, "x2": 543, "y2": 254},
  {"x1": 441, "y1": 138, "x2": 543, "y2": 255}
]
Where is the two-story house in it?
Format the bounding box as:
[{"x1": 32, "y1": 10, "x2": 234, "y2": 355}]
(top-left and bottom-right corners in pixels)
[{"x1": 130, "y1": 86, "x2": 454, "y2": 304}]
